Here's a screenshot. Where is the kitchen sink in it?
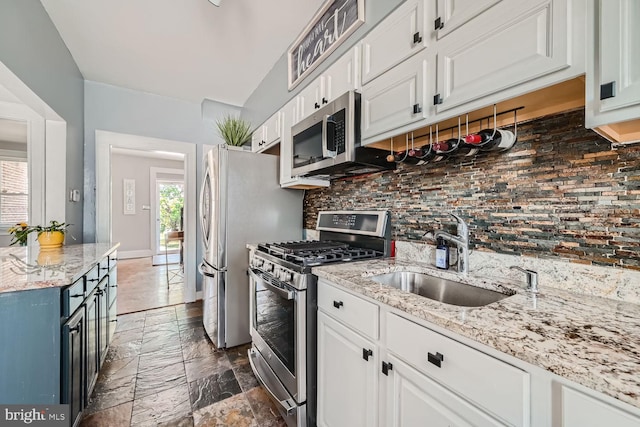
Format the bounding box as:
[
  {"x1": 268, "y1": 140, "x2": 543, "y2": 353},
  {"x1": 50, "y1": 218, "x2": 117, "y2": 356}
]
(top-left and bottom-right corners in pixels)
[{"x1": 369, "y1": 271, "x2": 512, "y2": 307}]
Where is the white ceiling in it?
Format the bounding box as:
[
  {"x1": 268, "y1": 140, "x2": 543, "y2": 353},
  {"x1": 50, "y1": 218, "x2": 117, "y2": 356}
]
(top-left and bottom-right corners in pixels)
[{"x1": 40, "y1": 0, "x2": 325, "y2": 106}]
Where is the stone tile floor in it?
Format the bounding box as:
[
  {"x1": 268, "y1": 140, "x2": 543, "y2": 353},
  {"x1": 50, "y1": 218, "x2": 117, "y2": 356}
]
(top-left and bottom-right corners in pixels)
[{"x1": 80, "y1": 302, "x2": 286, "y2": 426}]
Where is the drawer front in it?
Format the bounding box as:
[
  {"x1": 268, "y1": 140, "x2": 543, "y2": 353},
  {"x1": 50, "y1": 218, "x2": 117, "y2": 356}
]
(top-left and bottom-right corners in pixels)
[
  {"x1": 98, "y1": 257, "x2": 110, "y2": 281},
  {"x1": 108, "y1": 268, "x2": 118, "y2": 307},
  {"x1": 62, "y1": 278, "x2": 85, "y2": 318},
  {"x1": 559, "y1": 385, "x2": 640, "y2": 427},
  {"x1": 318, "y1": 280, "x2": 379, "y2": 340},
  {"x1": 85, "y1": 265, "x2": 100, "y2": 294},
  {"x1": 108, "y1": 251, "x2": 118, "y2": 270},
  {"x1": 387, "y1": 313, "x2": 529, "y2": 426}
]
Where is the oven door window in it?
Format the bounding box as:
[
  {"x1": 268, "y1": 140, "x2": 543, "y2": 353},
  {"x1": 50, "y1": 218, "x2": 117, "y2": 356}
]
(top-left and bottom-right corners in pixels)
[{"x1": 255, "y1": 278, "x2": 296, "y2": 375}]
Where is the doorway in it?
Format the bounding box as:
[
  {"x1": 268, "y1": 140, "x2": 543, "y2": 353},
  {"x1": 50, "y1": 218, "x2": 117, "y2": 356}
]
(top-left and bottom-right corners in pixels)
[
  {"x1": 95, "y1": 130, "x2": 197, "y2": 304},
  {"x1": 149, "y1": 167, "x2": 185, "y2": 257}
]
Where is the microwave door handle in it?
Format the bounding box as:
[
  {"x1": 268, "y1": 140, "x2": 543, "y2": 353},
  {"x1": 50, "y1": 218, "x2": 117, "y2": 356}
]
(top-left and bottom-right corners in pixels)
[{"x1": 322, "y1": 115, "x2": 338, "y2": 158}]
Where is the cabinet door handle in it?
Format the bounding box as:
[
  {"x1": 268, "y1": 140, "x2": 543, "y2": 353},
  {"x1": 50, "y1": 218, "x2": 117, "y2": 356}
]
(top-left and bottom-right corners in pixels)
[
  {"x1": 362, "y1": 348, "x2": 373, "y2": 361},
  {"x1": 434, "y1": 17, "x2": 444, "y2": 30},
  {"x1": 87, "y1": 278, "x2": 98, "y2": 283},
  {"x1": 70, "y1": 293, "x2": 83, "y2": 298},
  {"x1": 314, "y1": 102, "x2": 320, "y2": 109},
  {"x1": 332, "y1": 300, "x2": 343, "y2": 309},
  {"x1": 433, "y1": 94, "x2": 443, "y2": 105},
  {"x1": 382, "y1": 361, "x2": 393, "y2": 375},
  {"x1": 413, "y1": 31, "x2": 422, "y2": 44},
  {"x1": 428, "y1": 352, "x2": 444, "y2": 368},
  {"x1": 413, "y1": 103, "x2": 422, "y2": 114},
  {"x1": 110, "y1": 319, "x2": 118, "y2": 323},
  {"x1": 322, "y1": 97, "x2": 328, "y2": 104},
  {"x1": 600, "y1": 81, "x2": 616, "y2": 100}
]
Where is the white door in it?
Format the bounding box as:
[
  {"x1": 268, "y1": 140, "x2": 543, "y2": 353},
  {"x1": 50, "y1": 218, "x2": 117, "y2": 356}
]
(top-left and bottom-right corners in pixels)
[
  {"x1": 361, "y1": 53, "x2": 431, "y2": 142},
  {"x1": 150, "y1": 167, "x2": 184, "y2": 256},
  {"x1": 435, "y1": 0, "x2": 502, "y2": 39},
  {"x1": 435, "y1": 0, "x2": 570, "y2": 114},
  {"x1": 316, "y1": 311, "x2": 378, "y2": 427},
  {"x1": 586, "y1": 0, "x2": 640, "y2": 127},
  {"x1": 361, "y1": 0, "x2": 431, "y2": 85},
  {"x1": 383, "y1": 355, "x2": 506, "y2": 427}
]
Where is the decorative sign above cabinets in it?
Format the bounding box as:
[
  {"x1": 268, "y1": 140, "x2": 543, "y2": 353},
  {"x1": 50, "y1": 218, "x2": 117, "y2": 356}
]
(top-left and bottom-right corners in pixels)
[{"x1": 288, "y1": 0, "x2": 364, "y2": 90}]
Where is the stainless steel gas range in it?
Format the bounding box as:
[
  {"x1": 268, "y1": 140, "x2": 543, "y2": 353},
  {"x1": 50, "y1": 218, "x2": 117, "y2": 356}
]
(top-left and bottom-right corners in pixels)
[{"x1": 248, "y1": 211, "x2": 391, "y2": 427}]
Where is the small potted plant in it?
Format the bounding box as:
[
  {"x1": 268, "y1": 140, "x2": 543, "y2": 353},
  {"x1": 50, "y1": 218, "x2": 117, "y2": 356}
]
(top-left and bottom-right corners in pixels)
[
  {"x1": 9, "y1": 220, "x2": 71, "y2": 249},
  {"x1": 216, "y1": 114, "x2": 253, "y2": 148},
  {"x1": 34, "y1": 220, "x2": 71, "y2": 249}
]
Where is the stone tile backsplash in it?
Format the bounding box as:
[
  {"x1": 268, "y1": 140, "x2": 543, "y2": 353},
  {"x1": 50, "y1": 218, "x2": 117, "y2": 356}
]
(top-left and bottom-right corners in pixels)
[{"x1": 304, "y1": 109, "x2": 640, "y2": 302}]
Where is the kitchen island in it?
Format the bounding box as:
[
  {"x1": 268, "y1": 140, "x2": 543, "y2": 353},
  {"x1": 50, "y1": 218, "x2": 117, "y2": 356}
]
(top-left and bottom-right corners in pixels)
[
  {"x1": 312, "y1": 258, "x2": 640, "y2": 426},
  {"x1": 0, "y1": 243, "x2": 119, "y2": 427}
]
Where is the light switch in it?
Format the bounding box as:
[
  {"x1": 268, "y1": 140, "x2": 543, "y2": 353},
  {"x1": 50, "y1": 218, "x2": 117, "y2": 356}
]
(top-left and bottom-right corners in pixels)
[
  {"x1": 69, "y1": 189, "x2": 80, "y2": 202},
  {"x1": 142, "y1": 205, "x2": 151, "y2": 210}
]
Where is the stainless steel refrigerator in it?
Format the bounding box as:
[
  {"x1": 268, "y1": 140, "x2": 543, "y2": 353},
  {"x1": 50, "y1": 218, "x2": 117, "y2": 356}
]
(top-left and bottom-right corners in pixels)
[{"x1": 199, "y1": 145, "x2": 303, "y2": 348}]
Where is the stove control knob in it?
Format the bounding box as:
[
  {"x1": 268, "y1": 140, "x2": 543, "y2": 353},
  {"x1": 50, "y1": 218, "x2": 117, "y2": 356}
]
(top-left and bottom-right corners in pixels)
[
  {"x1": 276, "y1": 268, "x2": 284, "y2": 281},
  {"x1": 266, "y1": 262, "x2": 274, "y2": 273},
  {"x1": 284, "y1": 271, "x2": 294, "y2": 282}
]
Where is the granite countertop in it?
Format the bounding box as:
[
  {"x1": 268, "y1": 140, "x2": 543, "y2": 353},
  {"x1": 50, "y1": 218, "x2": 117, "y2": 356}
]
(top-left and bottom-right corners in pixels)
[
  {"x1": 312, "y1": 258, "x2": 640, "y2": 410},
  {"x1": 0, "y1": 243, "x2": 120, "y2": 294}
]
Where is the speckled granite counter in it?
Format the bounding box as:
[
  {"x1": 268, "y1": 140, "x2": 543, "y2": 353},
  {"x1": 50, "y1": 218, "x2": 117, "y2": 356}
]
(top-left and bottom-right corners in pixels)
[
  {"x1": 312, "y1": 258, "x2": 640, "y2": 410},
  {"x1": 0, "y1": 243, "x2": 120, "y2": 293}
]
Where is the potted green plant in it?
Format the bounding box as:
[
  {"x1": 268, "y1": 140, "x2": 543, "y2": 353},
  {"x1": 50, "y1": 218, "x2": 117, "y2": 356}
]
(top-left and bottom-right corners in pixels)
[
  {"x1": 9, "y1": 220, "x2": 71, "y2": 249},
  {"x1": 216, "y1": 114, "x2": 253, "y2": 147}
]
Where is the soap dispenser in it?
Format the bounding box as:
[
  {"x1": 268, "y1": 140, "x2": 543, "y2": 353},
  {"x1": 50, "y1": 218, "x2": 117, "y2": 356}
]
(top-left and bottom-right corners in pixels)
[{"x1": 435, "y1": 237, "x2": 449, "y2": 269}]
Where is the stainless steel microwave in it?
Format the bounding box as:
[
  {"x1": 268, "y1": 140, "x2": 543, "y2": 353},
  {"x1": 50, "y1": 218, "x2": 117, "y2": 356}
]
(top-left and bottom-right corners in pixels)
[{"x1": 291, "y1": 91, "x2": 394, "y2": 178}]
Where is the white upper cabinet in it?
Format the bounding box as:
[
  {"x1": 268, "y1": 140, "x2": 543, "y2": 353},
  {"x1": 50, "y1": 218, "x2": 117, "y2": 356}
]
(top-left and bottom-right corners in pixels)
[
  {"x1": 586, "y1": 0, "x2": 640, "y2": 130},
  {"x1": 251, "y1": 110, "x2": 282, "y2": 152},
  {"x1": 435, "y1": 0, "x2": 502, "y2": 39},
  {"x1": 361, "y1": 53, "x2": 432, "y2": 142},
  {"x1": 296, "y1": 46, "x2": 360, "y2": 123},
  {"x1": 361, "y1": 0, "x2": 434, "y2": 85},
  {"x1": 434, "y1": 0, "x2": 572, "y2": 114}
]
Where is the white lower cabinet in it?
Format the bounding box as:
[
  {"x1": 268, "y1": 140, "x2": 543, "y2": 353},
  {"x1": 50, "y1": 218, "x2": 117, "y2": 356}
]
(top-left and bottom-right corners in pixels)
[
  {"x1": 317, "y1": 279, "x2": 524, "y2": 427},
  {"x1": 317, "y1": 311, "x2": 378, "y2": 427},
  {"x1": 383, "y1": 354, "x2": 505, "y2": 427},
  {"x1": 556, "y1": 384, "x2": 640, "y2": 427}
]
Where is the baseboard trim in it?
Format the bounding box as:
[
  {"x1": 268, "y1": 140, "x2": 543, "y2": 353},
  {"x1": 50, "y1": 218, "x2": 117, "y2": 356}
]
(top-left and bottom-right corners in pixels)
[{"x1": 119, "y1": 249, "x2": 153, "y2": 259}]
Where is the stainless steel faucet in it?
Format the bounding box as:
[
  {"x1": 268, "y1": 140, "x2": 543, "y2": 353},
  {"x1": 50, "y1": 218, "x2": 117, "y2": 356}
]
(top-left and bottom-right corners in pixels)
[
  {"x1": 509, "y1": 266, "x2": 539, "y2": 293},
  {"x1": 433, "y1": 214, "x2": 469, "y2": 275}
]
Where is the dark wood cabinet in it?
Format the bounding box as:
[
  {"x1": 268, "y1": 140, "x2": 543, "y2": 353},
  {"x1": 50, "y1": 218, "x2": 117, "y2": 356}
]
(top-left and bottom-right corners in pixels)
[{"x1": 85, "y1": 287, "x2": 99, "y2": 398}]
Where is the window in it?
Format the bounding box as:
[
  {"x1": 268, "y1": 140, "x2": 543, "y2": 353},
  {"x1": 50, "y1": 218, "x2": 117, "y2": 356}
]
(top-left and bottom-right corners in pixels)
[{"x1": 0, "y1": 159, "x2": 28, "y2": 226}]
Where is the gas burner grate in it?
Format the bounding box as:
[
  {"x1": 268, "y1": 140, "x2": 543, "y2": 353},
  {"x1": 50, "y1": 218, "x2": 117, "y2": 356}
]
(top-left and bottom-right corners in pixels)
[{"x1": 257, "y1": 240, "x2": 383, "y2": 267}]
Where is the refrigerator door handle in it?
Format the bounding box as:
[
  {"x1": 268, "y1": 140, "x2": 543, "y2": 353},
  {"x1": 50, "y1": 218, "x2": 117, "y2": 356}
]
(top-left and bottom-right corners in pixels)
[
  {"x1": 248, "y1": 269, "x2": 294, "y2": 300},
  {"x1": 198, "y1": 262, "x2": 216, "y2": 277}
]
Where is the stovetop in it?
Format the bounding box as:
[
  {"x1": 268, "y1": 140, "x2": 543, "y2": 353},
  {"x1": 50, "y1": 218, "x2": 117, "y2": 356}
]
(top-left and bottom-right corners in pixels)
[{"x1": 257, "y1": 240, "x2": 383, "y2": 268}]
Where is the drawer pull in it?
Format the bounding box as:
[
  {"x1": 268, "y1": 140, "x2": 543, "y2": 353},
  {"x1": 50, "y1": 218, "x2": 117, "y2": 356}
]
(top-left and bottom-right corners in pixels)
[
  {"x1": 333, "y1": 300, "x2": 343, "y2": 309},
  {"x1": 87, "y1": 278, "x2": 99, "y2": 283},
  {"x1": 362, "y1": 348, "x2": 373, "y2": 361},
  {"x1": 110, "y1": 319, "x2": 118, "y2": 323},
  {"x1": 382, "y1": 361, "x2": 393, "y2": 376},
  {"x1": 70, "y1": 293, "x2": 83, "y2": 298},
  {"x1": 428, "y1": 352, "x2": 444, "y2": 368}
]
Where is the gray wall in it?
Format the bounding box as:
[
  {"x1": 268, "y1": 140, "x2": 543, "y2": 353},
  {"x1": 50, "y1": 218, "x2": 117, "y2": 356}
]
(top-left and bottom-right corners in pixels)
[
  {"x1": 84, "y1": 80, "x2": 240, "y2": 242},
  {"x1": 0, "y1": 0, "x2": 85, "y2": 243},
  {"x1": 241, "y1": 0, "x2": 404, "y2": 127},
  {"x1": 111, "y1": 153, "x2": 183, "y2": 253}
]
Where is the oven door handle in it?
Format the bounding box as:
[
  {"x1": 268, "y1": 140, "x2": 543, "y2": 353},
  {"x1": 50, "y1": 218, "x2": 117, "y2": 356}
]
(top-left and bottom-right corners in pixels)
[
  {"x1": 248, "y1": 269, "x2": 294, "y2": 300},
  {"x1": 248, "y1": 348, "x2": 297, "y2": 417}
]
